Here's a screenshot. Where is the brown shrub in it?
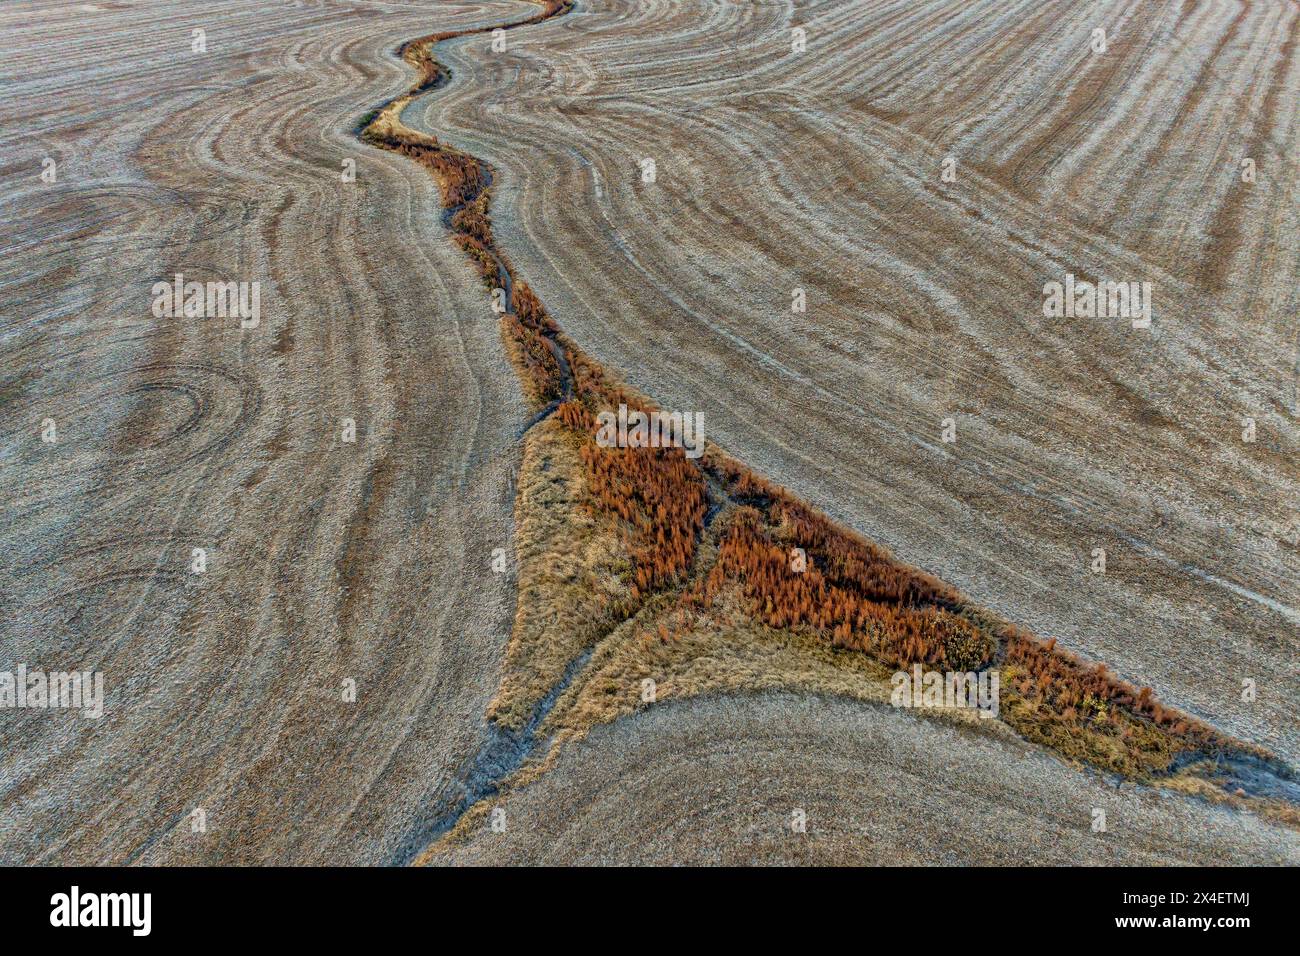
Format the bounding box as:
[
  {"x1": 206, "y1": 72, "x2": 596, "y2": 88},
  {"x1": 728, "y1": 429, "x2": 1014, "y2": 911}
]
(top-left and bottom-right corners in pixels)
[
  {"x1": 1002, "y1": 629, "x2": 1220, "y2": 748},
  {"x1": 578, "y1": 437, "x2": 708, "y2": 597},
  {"x1": 701, "y1": 508, "x2": 994, "y2": 670},
  {"x1": 502, "y1": 313, "x2": 563, "y2": 404}
]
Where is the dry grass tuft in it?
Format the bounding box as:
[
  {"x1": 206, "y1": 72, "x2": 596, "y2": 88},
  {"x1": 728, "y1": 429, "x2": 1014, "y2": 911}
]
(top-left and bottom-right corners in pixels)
[{"x1": 486, "y1": 417, "x2": 633, "y2": 729}]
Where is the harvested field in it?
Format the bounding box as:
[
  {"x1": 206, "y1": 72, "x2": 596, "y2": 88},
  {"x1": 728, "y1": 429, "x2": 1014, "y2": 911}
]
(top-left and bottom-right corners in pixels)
[
  {"x1": 417, "y1": 0, "x2": 1300, "y2": 767},
  {"x1": 433, "y1": 694, "x2": 1300, "y2": 867},
  {"x1": 1, "y1": 0, "x2": 1297, "y2": 867},
  {"x1": 0, "y1": 0, "x2": 533, "y2": 865}
]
